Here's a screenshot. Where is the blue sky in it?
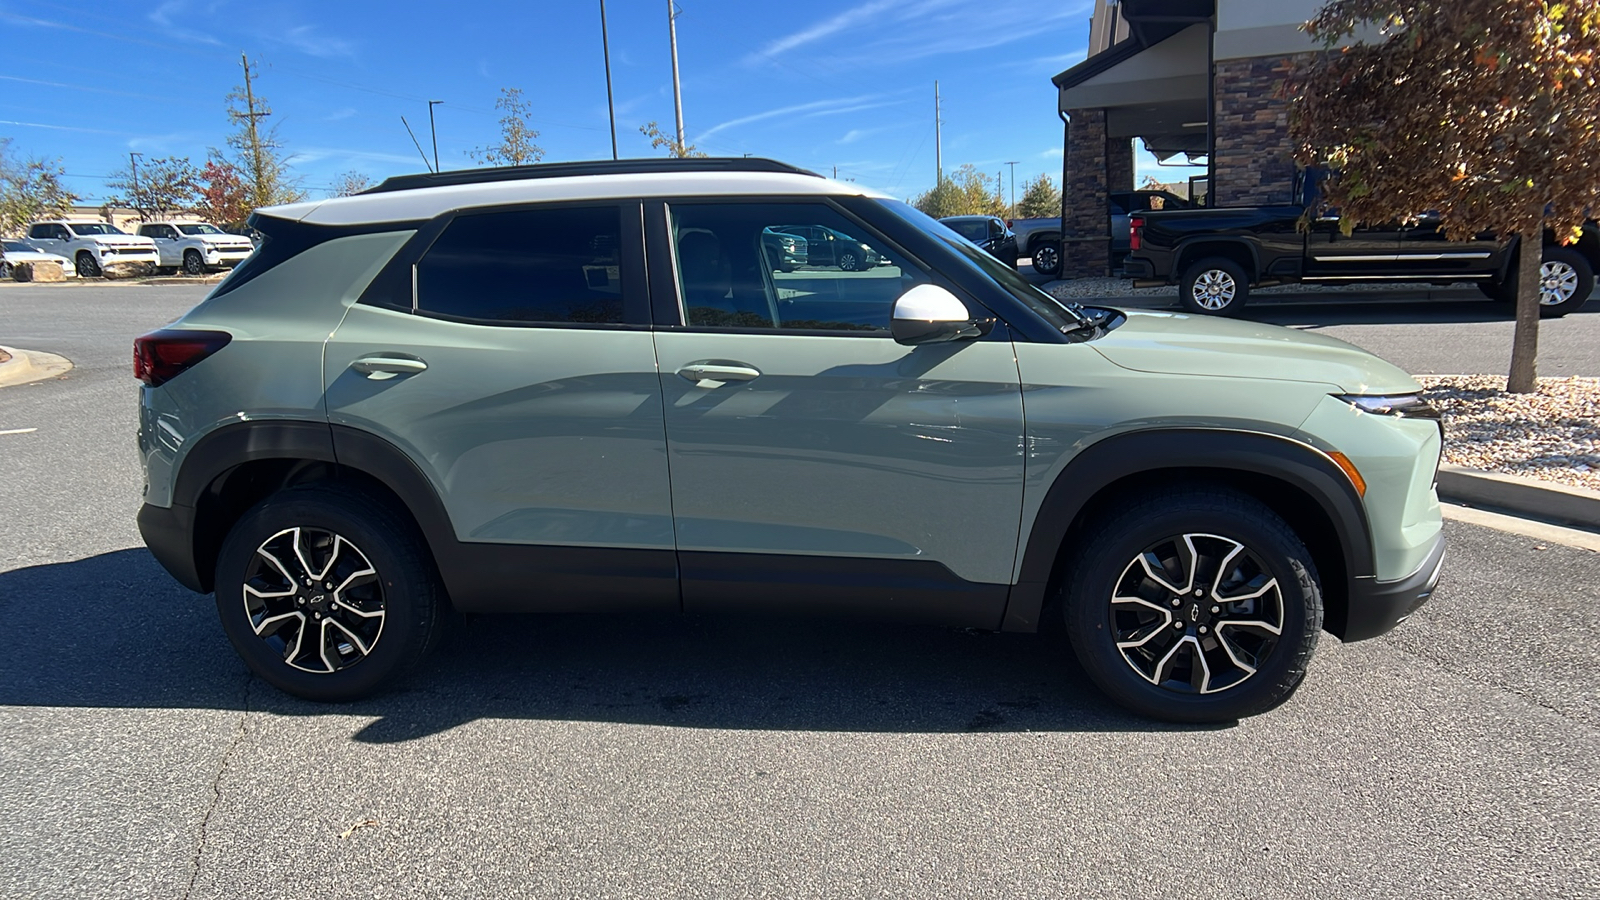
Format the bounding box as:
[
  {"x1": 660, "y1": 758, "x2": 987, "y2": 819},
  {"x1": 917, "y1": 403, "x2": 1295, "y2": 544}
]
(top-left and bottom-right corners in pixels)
[{"x1": 0, "y1": 0, "x2": 1196, "y2": 205}]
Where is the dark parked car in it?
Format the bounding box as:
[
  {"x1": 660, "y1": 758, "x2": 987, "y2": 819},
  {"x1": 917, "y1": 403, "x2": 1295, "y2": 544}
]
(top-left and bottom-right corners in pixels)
[
  {"x1": 768, "y1": 224, "x2": 877, "y2": 270},
  {"x1": 759, "y1": 227, "x2": 809, "y2": 272},
  {"x1": 1124, "y1": 171, "x2": 1597, "y2": 316},
  {"x1": 939, "y1": 215, "x2": 1018, "y2": 267}
]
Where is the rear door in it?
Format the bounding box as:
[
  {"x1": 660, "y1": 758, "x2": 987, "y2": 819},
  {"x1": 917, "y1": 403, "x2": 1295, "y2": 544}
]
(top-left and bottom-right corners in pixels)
[
  {"x1": 646, "y1": 199, "x2": 1026, "y2": 627},
  {"x1": 324, "y1": 201, "x2": 678, "y2": 612}
]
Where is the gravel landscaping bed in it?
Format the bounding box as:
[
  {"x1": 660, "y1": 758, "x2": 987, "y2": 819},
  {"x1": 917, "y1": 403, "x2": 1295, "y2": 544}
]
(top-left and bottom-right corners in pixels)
[
  {"x1": 1044, "y1": 277, "x2": 1480, "y2": 301},
  {"x1": 1417, "y1": 375, "x2": 1600, "y2": 490}
]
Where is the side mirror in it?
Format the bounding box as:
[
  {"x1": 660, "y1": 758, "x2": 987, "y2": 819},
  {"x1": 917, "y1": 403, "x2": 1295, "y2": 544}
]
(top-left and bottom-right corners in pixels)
[{"x1": 891, "y1": 284, "x2": 994, "y2": 346}]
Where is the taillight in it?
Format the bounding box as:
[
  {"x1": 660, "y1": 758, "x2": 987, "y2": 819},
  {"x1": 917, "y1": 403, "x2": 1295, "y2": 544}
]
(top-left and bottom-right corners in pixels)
[
  {"x1": 1129, "y1": 216, "x2": 1145, "y2": 252},
  {"x1": 134, "y1": 329, "x2": 232, "y2": 387}
]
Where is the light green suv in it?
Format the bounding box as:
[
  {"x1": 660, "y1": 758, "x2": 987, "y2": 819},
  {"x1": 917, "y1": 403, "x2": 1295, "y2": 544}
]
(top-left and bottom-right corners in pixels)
[{"x1": 135, "y1": 158, "x2": 1446, "y2": 722}]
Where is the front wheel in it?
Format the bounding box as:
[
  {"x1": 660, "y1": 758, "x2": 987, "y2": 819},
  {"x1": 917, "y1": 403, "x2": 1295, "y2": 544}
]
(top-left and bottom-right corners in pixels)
[
  {"x1": 183, "y1": 249, "x2": 205, "y2": 276},
  {"x1": 214, "y1": 485, "x2": 446, "y2": 701},
  {"x1": 1535, "y1": 246, "x2": 1593, "y2": 318},
  {"x1": 75, "y1": 252, "x2": 101, "y2": 278},
  {"x1": 1063, "y1": 489, "x2": 1322, "y2": 723},
  {"x1": 1180, "y1": 257, "x2": 1250, "y2": 316},
  {"x1": 1031, "y1": 241, "x2": 1061, "y2": 276}
]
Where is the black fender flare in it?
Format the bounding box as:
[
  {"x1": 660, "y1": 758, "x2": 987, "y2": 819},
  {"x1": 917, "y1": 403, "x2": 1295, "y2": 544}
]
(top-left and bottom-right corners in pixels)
[
  {"x1": 1172, "y1": 237, "x2": 1263, "y2": 282},
  {"x1": 1000, "y1": 428, "x2": 1374, "y2": 635}
]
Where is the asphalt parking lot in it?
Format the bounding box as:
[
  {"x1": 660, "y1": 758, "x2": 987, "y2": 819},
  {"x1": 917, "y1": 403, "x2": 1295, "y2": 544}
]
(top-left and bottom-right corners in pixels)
[{"x1": 2, "y1": 283, "x2": 1597, "y2": 899}]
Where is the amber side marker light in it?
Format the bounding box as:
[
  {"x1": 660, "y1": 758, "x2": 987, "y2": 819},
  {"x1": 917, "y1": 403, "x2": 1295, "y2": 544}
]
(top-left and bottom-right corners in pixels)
[{"x1": 1328, "y1": 451, "x2": 1367, "y2": 497}]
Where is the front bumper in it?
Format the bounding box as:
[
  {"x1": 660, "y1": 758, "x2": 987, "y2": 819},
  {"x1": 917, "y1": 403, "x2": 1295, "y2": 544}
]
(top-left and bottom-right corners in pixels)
[{"x1": 1342, "y1": 530, "x2": 1446, "y2": 642}]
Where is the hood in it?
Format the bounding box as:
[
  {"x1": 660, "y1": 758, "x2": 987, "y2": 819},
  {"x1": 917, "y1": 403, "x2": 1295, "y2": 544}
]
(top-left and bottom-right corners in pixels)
[
  {"x1": 200, "y1": 235, "x2": 254, "y2": 246},
  {"x1": 1089, "y1": 309, "x2": 1420, "y2": 395},
  {"x1": 83, "y1": 233, "x2": 155, "y2": 246}
]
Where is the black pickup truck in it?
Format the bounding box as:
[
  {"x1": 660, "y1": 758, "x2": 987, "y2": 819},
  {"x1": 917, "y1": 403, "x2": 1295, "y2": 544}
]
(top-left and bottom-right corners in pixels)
[{"x1": 1123, "y1": 175, "x2": 1598, "y2": 317}]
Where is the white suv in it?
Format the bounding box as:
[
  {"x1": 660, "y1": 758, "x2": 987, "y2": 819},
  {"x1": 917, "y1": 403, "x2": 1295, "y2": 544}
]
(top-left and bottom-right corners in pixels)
[
  {"x1": 136, "y1": 221, "x2": 256, "y2": 275},
  {"x1": 25, "y1": 220, "x2": 159, "y2": 277}
]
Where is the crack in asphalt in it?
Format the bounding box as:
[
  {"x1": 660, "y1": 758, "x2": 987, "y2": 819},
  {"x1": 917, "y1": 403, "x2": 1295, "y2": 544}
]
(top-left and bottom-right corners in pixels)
[{"x1": 182, "y1": 674, "x2": 253, "y2": 900}]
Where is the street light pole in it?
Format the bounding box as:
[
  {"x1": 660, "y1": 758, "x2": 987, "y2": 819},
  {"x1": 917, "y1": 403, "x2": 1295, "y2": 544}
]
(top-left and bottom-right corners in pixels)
[
  {"x1": 600, "y1": 0, "x2": 618, "y2": 159},
  {"x1": 427, "y1": 100, "x2": 442, "y2": 173},
  {"x1": 668, "y1": 0, "x2": 686, "y2": 153},
  {"x1": 1005, "y1": 160, "x2": 1020, "y2": 218}
]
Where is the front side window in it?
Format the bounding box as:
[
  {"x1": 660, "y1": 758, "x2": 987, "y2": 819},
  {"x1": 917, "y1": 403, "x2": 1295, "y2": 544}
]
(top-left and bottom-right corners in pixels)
[
  {"x1": 668, "y1": 202, "x2": 927, "y2": 333},
  {"x1": 416, "y1": 206, "x2": 625, "y2": 325}
]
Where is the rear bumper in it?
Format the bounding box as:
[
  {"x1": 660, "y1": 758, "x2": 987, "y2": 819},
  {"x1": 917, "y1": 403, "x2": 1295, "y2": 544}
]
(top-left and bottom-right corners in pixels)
[
  {"x1": 1122, "y1": 258, "x2": 1156, "y2": 279},
  {"x1": 138, "y1": 502, "x2": 206, "y2": 593},
  {"x1": 1342, "y1": 531, "x2": 1446, "y2": 642}
]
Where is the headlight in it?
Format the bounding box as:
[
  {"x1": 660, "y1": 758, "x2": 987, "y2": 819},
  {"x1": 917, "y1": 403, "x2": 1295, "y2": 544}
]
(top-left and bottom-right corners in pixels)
[{"x1": 1337, "y1": 393, "x2": 1441, "y2": 421}]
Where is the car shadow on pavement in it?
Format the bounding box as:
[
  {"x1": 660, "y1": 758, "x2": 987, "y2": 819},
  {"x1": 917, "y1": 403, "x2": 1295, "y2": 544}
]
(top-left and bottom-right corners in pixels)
[{"x1": 0, "y1": 549, "x2": 1217, "y2": 740}]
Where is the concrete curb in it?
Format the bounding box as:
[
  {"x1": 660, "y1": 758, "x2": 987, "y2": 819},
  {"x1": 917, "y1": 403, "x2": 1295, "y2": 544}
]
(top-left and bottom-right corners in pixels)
[
  {"x1": 1437, "y1": 464, "x2": 1600, "y2": 530},
  {"x1": 0, "y1": 345, "x2": 73, "y2": 388}
]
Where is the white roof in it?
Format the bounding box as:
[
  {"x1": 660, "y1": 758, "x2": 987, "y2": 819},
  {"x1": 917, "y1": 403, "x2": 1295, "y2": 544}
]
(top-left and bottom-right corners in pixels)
[{"x1": 262, "y1": 171, "x2": 890, "y2": 226}]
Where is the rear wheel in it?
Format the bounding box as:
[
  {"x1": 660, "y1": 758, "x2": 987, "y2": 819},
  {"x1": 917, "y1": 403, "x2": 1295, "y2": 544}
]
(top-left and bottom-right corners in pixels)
[
  {"x1": 1180, "y1": 257, "x2": 1250, "y2": 316},
  {"x1": 1031, "y1": 241, "x2": 1061, "y2": 276},
  {"x1": 1063, "y1": 489, "x2": 1322, "y2": 723},
  {"x1": 1488, "y1": 245, "x2": 1595, "y2": 317},
  {"x1": 214, "y1": 485, "x2": 445, "y2": 701},
  {"x1": 837, "y1": 248, "x2": 861, "y2": 272}
]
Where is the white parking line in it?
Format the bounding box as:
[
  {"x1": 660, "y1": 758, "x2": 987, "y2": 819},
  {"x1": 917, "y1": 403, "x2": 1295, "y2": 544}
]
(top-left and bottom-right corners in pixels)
[{"x1": 0, "y1": 427, "x2": 38, "y2": 436}]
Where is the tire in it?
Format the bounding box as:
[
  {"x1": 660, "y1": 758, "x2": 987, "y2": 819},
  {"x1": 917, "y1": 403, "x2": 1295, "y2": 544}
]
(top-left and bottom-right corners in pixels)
[
  {"x1": 1031, "y1": 241, "x2": 1061, "y2": 276},
  {"x1": 837, "y1": 249, "x2": 861, "y2": 272},
  {"x1": 1180, "y1": 256, "x2": 1250, "y2": 316},
  {"x1": 1062, "y1": 488, "x2": 1323, "y2": 723},
  {"x1": 0, "y1": 261, "x2": 11, "y2": 280},
  {"x1": 213, "y1": 485, "x2": 446, "y2": 701},
  {"x1": 75, "y1": 252, "x2": 101, "y2": 278},
  {"x1": 183, "y1": 249, "x2": 205, "y2": 276}
]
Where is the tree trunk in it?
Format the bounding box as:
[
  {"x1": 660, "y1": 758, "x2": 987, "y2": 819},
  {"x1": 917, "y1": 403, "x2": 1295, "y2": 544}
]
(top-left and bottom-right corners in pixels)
[{"x1": 1507, "y1": 228, "x2": 1542, "y2": 394}]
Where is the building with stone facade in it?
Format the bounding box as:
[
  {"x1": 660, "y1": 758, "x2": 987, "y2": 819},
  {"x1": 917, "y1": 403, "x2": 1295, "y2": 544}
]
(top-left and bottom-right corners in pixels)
[{"x1": 1052, "y1": 0, "x2": 1325, "y2": 277}]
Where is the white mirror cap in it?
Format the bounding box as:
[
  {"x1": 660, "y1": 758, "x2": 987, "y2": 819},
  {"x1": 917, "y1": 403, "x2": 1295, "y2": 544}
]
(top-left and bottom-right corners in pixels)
[{"x1": 893, "y1": 284, "x2": 970, "y2": 322}]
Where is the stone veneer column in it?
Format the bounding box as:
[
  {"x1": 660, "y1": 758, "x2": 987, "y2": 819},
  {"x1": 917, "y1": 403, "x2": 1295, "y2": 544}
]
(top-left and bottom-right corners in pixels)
[
  {"x1": 1063, "y1": 107, "x2": 1110, "y2": 278},
  {"x1": 1211, "y1": 54, "x2": 1310, "y2": 206},
  {"x1": 1107, "y1": 136, "x2": 1134, "y2": 194}
]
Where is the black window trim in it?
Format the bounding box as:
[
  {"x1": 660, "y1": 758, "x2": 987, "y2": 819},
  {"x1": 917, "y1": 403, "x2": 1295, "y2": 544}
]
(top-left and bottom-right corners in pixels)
[
  {"x1": 355, "y1": 198, "x2": 653, "y2": 331},
  {"x1": 645, "y1": 195, "x2": 1009, "y2": 340}
]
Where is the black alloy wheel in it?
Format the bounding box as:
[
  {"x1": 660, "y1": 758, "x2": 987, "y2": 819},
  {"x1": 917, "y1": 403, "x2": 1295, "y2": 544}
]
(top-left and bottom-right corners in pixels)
[
  {"x1": 838, "y1": 248, "x2": 860, "y2": 272},
  {"x1": 1064, "y1": 488, "x2": 1322, "y2": 722},
  {"x1": 1032, "y1": 242, "x2": 1061, "y2": 276},
  {"x1": 184, "y1": 249, "x2": 205, "y2": 276},
  {"x1": 214, "y1": 485, "x2": 446, "y2": 701}
]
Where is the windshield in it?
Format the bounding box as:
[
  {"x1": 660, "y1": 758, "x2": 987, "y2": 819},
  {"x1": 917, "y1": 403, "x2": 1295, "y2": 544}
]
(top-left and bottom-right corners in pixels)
[
  {"x1": 942, "y1": 219, "x2": 989, "y2": 242},
  {"x1": 177, "y1": 223, "x2": 225, "y2": 235},
  {"x1": 67, "y1": 223, "x2": 125, "y2": 236},
  {"x1": 881, "y1": 200, "x2": 1086, "y2": 330},
  {"x1": 3, "y1": 241, "x2": 31, "y2": 252}
]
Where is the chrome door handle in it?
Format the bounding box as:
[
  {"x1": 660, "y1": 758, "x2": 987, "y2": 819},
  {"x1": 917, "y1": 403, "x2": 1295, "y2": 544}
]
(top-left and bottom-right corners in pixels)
[
  {"x1": 350, "y1": 356, "x2": 427, "y2": 380},
  {"x1": 676, "y1": 361, "x2": 761, "y2": 387}
]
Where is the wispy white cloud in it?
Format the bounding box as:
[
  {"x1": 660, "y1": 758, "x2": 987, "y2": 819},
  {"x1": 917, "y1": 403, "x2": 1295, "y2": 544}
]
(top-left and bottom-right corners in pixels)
[
  {"x1": 323, "y1": 108, "x2": 358, "y2": 122},
  {"x1": 696, "y1": 94, "x2": 881, "y2": 143},
  {"x1": 284, "y1": 146, "x2": 422, "y2": 167},
  {"x1": 147, "y1": 0, "x2": 223, "y2": 46},
  {"x1": 275, "y1": 24, "x2": 355, "y2": 59},
  {"x1": 838, "y1": 127, "x2": 889, "y2": 145},
  {"x1": 745, "y1": 0, "x2": 907, "y2": 63}
]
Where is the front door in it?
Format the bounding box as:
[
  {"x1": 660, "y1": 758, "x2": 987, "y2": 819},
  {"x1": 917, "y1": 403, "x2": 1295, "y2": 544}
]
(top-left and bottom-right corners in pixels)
[
  {"x1": 648, "y1": 200, "x2": 1026, "y2": 627},
  {"x1": 324, "y1": 201, "x2": 678, "y2": 612},
  {"x1": 1303, "y1": 212, "x2": 1405, "y2": 280}
]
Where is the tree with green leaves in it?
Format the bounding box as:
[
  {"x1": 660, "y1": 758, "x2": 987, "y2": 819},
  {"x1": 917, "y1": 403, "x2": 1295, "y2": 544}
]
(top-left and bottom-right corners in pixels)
[
  {"x1": 107, "y1": 155, "x2": 200, "y2": 221},
  {"x1": 329, "y1": 171, "x2": 372, "y2": 197},
  {"x1": 1289, "y1": 0, "x2": 1600, "y2": 393},
  {"x1": 639, "y1": 120, "x2": 706, "y2": 158},
  {"x1": 912, "y1": 165, "x2": 1006, "y2": 218},
  {"x1": 224, "y1": 56, "x2": 305, "y2": 212},
  {"x1": 1017, "y1": 174, "x2": 1062, "y2": 219},
  {"x1": 0, "y1": 138, "x2": 76, "y2": 237},
  {"x1": 472, "y1": 88, "x2": 544, "y2": 166}
]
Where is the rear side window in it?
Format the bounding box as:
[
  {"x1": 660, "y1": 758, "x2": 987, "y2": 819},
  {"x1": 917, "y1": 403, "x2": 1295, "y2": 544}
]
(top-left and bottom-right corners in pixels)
[
  {"x1": 29, "y1": 224, "x2": 50, "y2": 239},
  {"x1": 416, "y1": 206, "x2": 625, "y2": 325}
]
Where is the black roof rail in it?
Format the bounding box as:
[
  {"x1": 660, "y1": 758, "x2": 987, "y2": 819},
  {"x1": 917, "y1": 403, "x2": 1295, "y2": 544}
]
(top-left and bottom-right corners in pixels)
[{"x1": 362, "y1": 157, "x2": 823, "y2": 195}]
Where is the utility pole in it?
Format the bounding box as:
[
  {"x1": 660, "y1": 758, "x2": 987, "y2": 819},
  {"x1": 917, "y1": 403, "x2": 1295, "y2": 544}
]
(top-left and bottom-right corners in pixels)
[
  {"x1": 129, "y1": 151, "x2": 143, "y2": 220},
  {"x1": 401, "y1": 117, "x2": 433, "y2": 172},
  {"x1": 1006, "y1": 160, "x2": 1019, "y2": 218},
  {"x1": 600, "y1": 0, "x2": 618, "y2": 159},
  {"x1": 236, "y1": 54, "x2": 273, "y2": 209},
  {"x1": 428, "y1": 100, "x2": 443, "y2": 173},
  {"x1": 668, "y1": 0, "x2": 686, "y2": 154},
  {"x1": 934, "y1": 80, "x2": 942, "y2": 183}
]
